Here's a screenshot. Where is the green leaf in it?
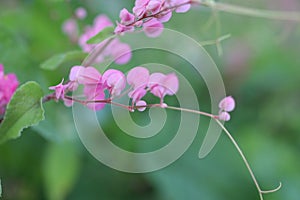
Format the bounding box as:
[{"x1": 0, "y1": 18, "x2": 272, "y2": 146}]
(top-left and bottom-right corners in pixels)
[
  {"x1": 43, "y1": 142, "x2": 80, "y2": 200},
  {"x1": 40, "y1": 51, "x2": 88, "y2": 70},
  {"x1": 0, "y1": 81, "x2": 45, "y2": 144},
  {"x1": 86, "y1": 26, "x2": 115, "y2": 44}
]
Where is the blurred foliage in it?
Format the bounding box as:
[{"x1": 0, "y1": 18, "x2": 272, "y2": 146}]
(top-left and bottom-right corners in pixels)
[{"x1": 0, "y1": 0, "x2": 300, "y2": 200}]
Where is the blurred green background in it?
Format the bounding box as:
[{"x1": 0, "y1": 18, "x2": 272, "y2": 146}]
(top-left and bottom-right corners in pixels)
[{"x1": 0, "y1": 0, "x2": 300, "y2": 199}]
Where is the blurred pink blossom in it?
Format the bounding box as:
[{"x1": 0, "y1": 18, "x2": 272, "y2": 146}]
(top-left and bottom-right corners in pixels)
[
  {"x1": 79, "y1": 15, "x2": 132, "y2": 65},
  {"x1": 75, "y1": 7, "x2": 87, "y2": 19},
  {"x1": 0, "y1": 64, "x2": 19, "y2": 115},
  {"x1": 62, "y1": 18, "x2": 78, "y2": 42}
]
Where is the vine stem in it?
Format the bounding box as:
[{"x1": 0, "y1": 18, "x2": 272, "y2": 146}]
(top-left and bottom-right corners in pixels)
[
  {"x1": 193, "y1": 0, "x2": 300, "y2": 21},
  {"x1": 43, "y1": 94, "x2": 282, "y2": 199},
  {"x1": 166, "y1": 105, "x2": 282, "y2": 200}
]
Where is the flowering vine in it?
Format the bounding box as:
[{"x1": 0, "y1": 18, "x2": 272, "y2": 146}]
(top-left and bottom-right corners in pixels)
[{"x1": 2, "y1": 0, "x2": 299, "y2": 199}]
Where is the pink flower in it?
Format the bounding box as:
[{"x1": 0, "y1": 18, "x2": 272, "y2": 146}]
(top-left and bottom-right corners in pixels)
[
  {"x1": 146, "y1": 0, "x2": 163, "y2": 15},
  {"x1": 75, "y1": 7, "x2": 87, "y2": 19},
  {"x1": 49, "y1": 79, "x2": 66, "y2": 100},
  {"x1": 133, "y1": 0, "x2": 150, "y2": 18},
  {"x1": 127, "y1": 67, "x2": 150, "y2": 104},
  {"x1": 69, "y1": 66, "x2": 101, "y2": 85},
  {"x1": 114, "y1": 23, "x2": 135, "y2": 35},
  {"x1": 128, "y1": 87, "x2": 147, "y2": 104},
  {"x1": 148, "y1": 72, "x2": 179, "y2": 104},
  {"x1": 120, "y1": 8, "x2": 135, "y2": 25},
  {"x1": 102, "y1": 69, "x2": 126, "y2": 96},
  {"x1": 127, "y1": 66, "x2": 150, "y2": 89},
  {"x1": 0, "y1": 64, "x2": 19, "y2": 115},
  {"x1": 219, "y1": 96, "x2": 235, "y2": 112},
  {"x1": 143, "y1": 18, "x2": 164, "y2": 37}
]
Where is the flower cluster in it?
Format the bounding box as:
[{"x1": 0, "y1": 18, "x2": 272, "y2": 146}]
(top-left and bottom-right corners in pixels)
[
  {"x1": 62, "y1": 8, "x2": 131, "y2": 65},
  {"x1": 115, "y1": 0, "x2": 192, "y2": 37},
  {"x1": 78, "y1": 15, "x2": 131, "y2": 65},
  {"x1": 218, "y1": 96, "x2": 235, "y2": 121},
  {"x1": 49, "y1": 66, "x2": 179, "y2": 112},
  {"x1": 0, "y1": 64, "x2": 19, "y2": 115}
]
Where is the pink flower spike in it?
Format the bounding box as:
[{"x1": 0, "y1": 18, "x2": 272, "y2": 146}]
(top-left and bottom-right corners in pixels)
[
  {"x1": 143, "y1": 18, "x2": 164, "y2": 38},
  {"x1": 102, "y1": 69, "x2": 126, "y2": 96},
  {"x1": 136, "y1": 100, "x2": 147, "y2": 112},
  {"x1": 120, "y1": 8, "x2": 135, "y2": 25},
  {"x1": 127, "y1": 67, "x2": 150, "y2": 88},
  {"x1": 219, "y1": 112, "x2": 231, "y2": 121},
  {"x1": 219, "y1": 96, "x2": 236, "y2": 112},
  {"x1": 49, "y1": 79, "x2": 66, "y2": 100},
  {"x1": 75, "y1": 7, "x2": 87, "y2": 19}
]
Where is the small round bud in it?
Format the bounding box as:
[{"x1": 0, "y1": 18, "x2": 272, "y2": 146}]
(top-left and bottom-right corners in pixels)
[
  {"x1": 136, "y1": 100, "x2": 147, "y2": 112},
  {"x1": 219, "y1": 112, "x2": 231, "y2": 121}
]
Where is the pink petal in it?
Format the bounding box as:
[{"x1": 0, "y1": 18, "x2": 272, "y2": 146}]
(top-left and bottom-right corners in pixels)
[
  {"x1": 157, "y1": 11, "x2": 172, "y2": 22},
  {"x1": 128, "y1": 87, "x2": 147, "y2": 103},
  {"x1": 135, "y1": 0, "x2": 150, "y2": 7},
  {"x1": 78, "y1": 67, "x2": 102, "y2": 85},
  {"x1": 102, "y1": 69, "x2": 126, "y2": 96},
  {"x1": 127, "y1": 67, "x2": 150, "y2": 88},
  {"x1": 133, "y1": 6, "x2": 146, "y2": 18},
  {"x1": 69, "y1": 66, "x2": 84, "y2": 81},
  {"x1": 143, "y1": 18, "x2": 164, "y2": 38},
  {"x1": 49, "y1": 79, "x2": 65, "y2": 100},
  {"x1": 162, "y1": 73, "x2": 179, "y2": 95},
  {"x1": 120, "y1": 8, "x2": 135, "y2": 25},
  {"x1": 219, "y1": 96, "x2": 235, "y2": 112},
  {"x1": 148, "y1": 73, "x2": 165, "y2": 87},
  {"x1": 174, "y1": 0, "x2": 191, "y2": 13},
  {"x1": 146, "y1": 0, "x2": 162, "y2": 14}
]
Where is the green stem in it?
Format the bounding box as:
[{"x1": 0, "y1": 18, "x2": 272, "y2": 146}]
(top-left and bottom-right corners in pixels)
[{"x1": 194, "y1": 0, "x2": 300, "y2": 21}]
